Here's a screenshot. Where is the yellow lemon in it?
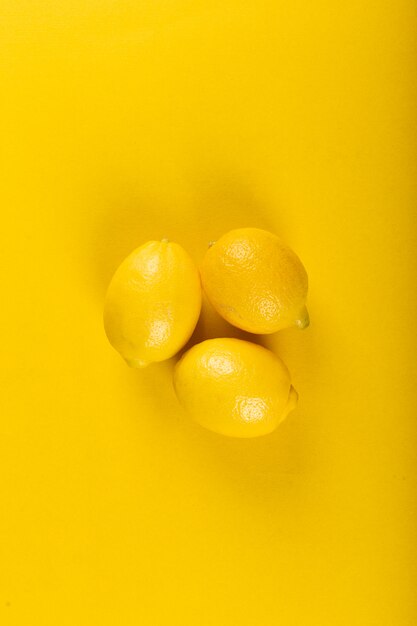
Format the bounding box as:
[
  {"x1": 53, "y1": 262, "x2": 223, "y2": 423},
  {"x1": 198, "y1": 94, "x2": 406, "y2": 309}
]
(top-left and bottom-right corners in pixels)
[
  {"x1": 201, "y1": 227, "x2": 309, "y2": 333},
  {"x1": 174, "y1": 338, "x2": 298, "y2": 438},
  {"x1": 104, "y1": 240, "x2": 201, "y2": 367}
]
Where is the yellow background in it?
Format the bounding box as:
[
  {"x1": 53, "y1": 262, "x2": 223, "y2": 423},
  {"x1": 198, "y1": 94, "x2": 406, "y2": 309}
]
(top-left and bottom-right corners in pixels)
[{"x1": 1, "y1": 1, "x2": 416, "y2": 624}]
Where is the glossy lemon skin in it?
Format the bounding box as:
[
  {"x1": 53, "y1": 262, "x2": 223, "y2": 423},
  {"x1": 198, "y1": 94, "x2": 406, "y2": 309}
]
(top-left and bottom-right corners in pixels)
[
  {"x1": 104, "y1": 240, "x2": 202, "y2": 367},
  {"x1": 174, "y1": 338, "x2": 298, "y2": 438},
  {"x1": 201, "y1": 228, "x2": 309, "y2": 334}
]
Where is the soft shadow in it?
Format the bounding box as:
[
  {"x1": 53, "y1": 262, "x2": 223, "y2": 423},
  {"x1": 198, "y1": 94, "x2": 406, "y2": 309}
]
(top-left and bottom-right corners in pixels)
[
  {"x1": 181, "y1": 293, "x2": 264, "y2": 355},
  {"x1": 125, "y1": 357, "x2": 181, "y2": 425},
  {"x1": 91, "y1": 169, "x2": 277, "y2": 301}
]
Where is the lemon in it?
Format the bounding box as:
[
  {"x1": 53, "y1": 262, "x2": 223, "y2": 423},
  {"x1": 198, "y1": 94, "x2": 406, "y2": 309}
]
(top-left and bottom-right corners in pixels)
[
  {"x1": 201, "y1": 227, "x2": 309, "y2": 333},
  {"x1": 104, "y1": 240, "x2": 201, "y2": 367},
  {"x1": 174, "y1": 338, "x2": 298, "y2": 438}
]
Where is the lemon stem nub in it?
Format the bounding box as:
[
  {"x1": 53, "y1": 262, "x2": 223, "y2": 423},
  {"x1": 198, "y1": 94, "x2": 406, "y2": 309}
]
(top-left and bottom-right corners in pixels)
[
  {"x1": 281, "y1": 386, "x2": 298, "y2": 421},
  {"x1": 125, "y1": 357, "x2": 149, "y2": 368},
  {"x1": 208, "y1": 240, "x2": 216, "y2": 248},
  {"x1": 161, "y1": 238, "x2": 169, "y2": 243},
  {"x1": 295, "y1": 306, "x2": 310, "y2": 329}
]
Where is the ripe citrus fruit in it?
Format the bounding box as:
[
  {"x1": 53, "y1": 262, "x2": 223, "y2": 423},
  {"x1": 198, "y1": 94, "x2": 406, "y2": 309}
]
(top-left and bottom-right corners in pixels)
[
  {"x1": 201, "y1": 227, "x2": 309, "y2": 333},
  {"x1": 174, "y1": 338, "x2": 298, "y2": 438},
  {"x1": 104, "y1": 240, "x2": 201, "y2": 367}
]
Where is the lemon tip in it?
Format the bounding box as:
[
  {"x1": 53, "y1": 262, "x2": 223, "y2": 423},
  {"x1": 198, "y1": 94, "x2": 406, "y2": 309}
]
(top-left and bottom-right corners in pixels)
[
  {"x1": 295, "y1": 306, "x2": 309, "y2": 329},
  {"x1": 124, "y1": 357, "x2": 150, "y2": 368},
  {"x1": 281, "y1": 385, "x2": 298, "y2": 422}
]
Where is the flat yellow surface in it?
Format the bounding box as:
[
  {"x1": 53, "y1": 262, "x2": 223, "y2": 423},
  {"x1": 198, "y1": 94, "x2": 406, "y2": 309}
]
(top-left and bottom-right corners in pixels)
[{"x1": 1, "y1": 1, "x2": 416, "y2": 624}]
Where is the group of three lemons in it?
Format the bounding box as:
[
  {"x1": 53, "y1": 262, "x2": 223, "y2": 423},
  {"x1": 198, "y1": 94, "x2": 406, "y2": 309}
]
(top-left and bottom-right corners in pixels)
[{"x1": 104, "y1": 228, "x2": 308, "y2": 438}]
